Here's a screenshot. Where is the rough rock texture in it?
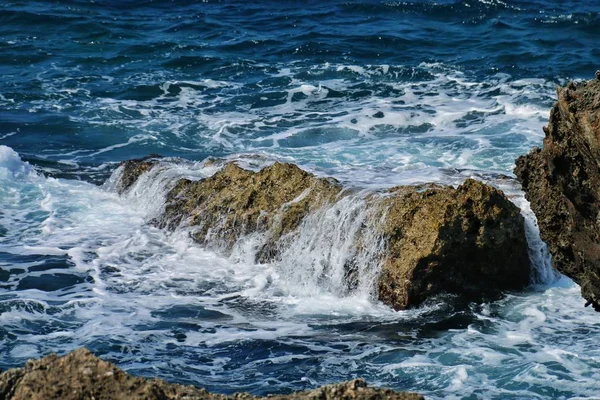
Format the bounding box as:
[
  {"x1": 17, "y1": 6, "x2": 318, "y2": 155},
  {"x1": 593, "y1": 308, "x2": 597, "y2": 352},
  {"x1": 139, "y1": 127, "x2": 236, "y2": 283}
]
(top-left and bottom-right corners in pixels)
[
  {"x1": 117, "y1": 159, "x2": 531, "y2": 310},
  {"x1": 515, "y1": 74, "x2": 600, "y2": 311},
  {"x1": 270, "y1": 379, "x2": 423, "y2": 400},
  {"x1": 116, "y1": 154, "x2": 162, "y2": 194},
  {"x1": 156, "y1": 162, "x2": 342, "y2": 260},
  {"x1": 377, "y1": 179, "x2": 531, "y2": 310},
  {"x1": 0, "y1": 348, "x2": 423, "y2": 400}
]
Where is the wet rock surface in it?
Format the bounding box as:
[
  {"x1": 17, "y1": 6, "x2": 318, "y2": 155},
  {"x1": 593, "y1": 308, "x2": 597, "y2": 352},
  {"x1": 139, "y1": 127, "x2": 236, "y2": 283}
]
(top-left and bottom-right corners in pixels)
[
  {"x1": 156, "y1": 162, "x2": 343, "y2": 260},
  {"x1": 116, "y1": 159, "x2": 531, "y2": 310},
  {"x1": 377, "y1": 179, "x2": 531, "y2": 310},
  {"x1": 0, "y1": 348, "x2": 424, "y2": 400},
  {"x1": 516, "y1": 74, "x2": 600, "y2": 311},
  {"x1": 115, "y1": 154, "x2": 162, "y2": 194}
]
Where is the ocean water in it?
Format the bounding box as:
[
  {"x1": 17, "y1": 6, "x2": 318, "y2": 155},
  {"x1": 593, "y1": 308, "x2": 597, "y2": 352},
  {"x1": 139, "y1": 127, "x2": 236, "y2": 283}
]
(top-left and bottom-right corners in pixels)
[{"x1": 1, "y1": 0, "x2": 600, "y2": 398}]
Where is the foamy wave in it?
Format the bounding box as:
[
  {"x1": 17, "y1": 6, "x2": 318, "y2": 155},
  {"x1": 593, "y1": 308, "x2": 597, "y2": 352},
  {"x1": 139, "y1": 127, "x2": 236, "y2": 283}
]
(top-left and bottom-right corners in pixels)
[{"x1": 4, "y1": 63, "x2": 557, "y2": 185}]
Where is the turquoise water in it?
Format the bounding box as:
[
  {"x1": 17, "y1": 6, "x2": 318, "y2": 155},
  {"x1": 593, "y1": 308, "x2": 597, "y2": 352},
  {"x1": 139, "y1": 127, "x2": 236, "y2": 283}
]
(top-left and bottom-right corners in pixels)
[{"x1": 1, "y1": 1, "x2": 600, "y2": 398}]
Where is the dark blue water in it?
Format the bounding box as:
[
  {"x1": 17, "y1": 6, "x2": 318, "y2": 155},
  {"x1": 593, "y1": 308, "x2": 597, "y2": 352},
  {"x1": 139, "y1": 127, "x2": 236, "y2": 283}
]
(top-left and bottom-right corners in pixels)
[
  {"x1": 2, "y1": 1, "x2": 600, "y2": 398},
  {"x1": 2, "y1": 0, "x2": 598, "y2": 171}
]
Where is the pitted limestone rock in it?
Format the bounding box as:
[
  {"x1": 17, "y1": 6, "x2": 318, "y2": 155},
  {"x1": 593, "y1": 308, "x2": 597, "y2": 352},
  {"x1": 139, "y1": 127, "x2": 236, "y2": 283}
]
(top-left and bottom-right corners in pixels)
[{"x1": 516, "y1": 73, "x2": 600, "y2": 311}]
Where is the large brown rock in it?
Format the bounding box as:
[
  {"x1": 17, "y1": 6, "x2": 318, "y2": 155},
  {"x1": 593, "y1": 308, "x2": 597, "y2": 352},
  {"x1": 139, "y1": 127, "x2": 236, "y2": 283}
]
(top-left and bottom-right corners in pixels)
[
  {"x1": 377, "y1": 179, "x2": 531, "y2": 310},
  {"x1": 515, "y1": 74, "x2": 600, "y2": 311},
  {"x1": 0, "y1": 348, "x2": 423, "y2": 400},
  {"x1": 116, "y1": 159, "x2": 531, "y2": 310}
]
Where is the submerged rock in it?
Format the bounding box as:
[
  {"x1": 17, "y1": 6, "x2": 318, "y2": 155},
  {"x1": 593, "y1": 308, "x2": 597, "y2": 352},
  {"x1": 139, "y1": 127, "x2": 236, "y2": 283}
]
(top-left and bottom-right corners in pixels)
[
  {"x1": 115, "y1": 154, "x2": 162, "y2": 194},
  {"x1": 515, "y1": 74, "x2": 600, "y2": 311},
  {"x1": 0, "y1": 348, "x2": 424, "y2": 400},
  {"x1": 116, "y1": 159, "x2": 531, "y2": 310}
]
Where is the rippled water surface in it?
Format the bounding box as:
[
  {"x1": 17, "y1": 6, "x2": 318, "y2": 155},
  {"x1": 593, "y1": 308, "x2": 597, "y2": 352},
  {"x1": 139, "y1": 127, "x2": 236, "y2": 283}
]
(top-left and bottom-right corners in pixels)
[{"x1": 2, "y1": 1, "x2": 600, "y2": 398}]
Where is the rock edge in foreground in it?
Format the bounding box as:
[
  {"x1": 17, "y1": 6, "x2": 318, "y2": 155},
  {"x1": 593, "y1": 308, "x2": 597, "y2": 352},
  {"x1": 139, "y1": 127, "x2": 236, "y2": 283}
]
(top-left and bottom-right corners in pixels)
[
  {"x1": 515, "y1": 73, "x2": 600, "y2": 311},
  {"x1": 0, "y1": 348, "x2": 424, "y2": 400}
]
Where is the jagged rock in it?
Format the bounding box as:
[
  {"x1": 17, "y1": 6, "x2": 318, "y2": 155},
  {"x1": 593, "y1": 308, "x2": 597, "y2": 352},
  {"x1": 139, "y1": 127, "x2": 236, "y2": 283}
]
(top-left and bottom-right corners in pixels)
[
  {"x1": 377, "y1": 179, "x2": 531, "y2": 310},
  {"x1": 515, "y1": 74, "x2": 600, "y2": 311},
  {"x1": 116, "y1": 159, "x2": 531, "y2": 310},
  {"x1": 0, "y1": 348, "x2": 424, "y2": 400},
  {"x1": 269, "y1": 378, "x2": 423, "y2": 400},
  {"x1": 155, "y1": 162, "x2": 342, "y2": 260}
]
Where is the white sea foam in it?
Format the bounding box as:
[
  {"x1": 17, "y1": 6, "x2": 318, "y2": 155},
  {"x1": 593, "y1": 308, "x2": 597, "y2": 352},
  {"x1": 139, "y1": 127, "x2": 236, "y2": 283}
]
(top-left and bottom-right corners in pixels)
[
  {"x1": 0, "y1": 145, "x2": 32, "y2": 178},
  {"x1": 12, "y1": 63, "x2": 557, "y2": 185},
  {"x1": 272, "y1": 192, "x2": 385, "y2": 298},
  {"x1": 0, "y1": 60, "x2": 595, "y2": 398}
]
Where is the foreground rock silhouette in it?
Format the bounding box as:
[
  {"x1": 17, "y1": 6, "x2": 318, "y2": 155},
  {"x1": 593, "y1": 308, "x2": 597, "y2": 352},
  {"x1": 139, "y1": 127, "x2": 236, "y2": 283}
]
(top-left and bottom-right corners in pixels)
[
  {"x1": 0, "y1": 348, "x2": 423, "y2": 400},
  {"x1": 116, "y1": 158, "x2": 531, "y2": 310},
  {"x1": 516, "y1": 73, "x2": 600, "y2": 311}
]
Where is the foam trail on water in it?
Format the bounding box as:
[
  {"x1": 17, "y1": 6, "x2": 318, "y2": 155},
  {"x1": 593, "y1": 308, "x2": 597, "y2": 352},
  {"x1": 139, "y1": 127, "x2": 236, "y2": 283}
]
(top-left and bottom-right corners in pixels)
[{"x1": 6, "y1": 63, "x2": 557, "y2": 183}]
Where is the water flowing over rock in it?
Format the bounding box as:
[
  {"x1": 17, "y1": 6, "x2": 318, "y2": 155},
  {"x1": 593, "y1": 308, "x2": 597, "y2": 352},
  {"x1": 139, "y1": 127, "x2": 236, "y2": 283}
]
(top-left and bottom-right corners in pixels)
[
  {"x1": 0, "y1": 348, "x2": 424, "y2": 400},
  {"x1": 156, "y1": 162, "x2": 343, "y2": 261},
  {"x1": 515, "y1": 73, "x2": 600, "y2": 311},
  {"x1": 117, "y1": 159, "x2": 531, "y2": 310}
]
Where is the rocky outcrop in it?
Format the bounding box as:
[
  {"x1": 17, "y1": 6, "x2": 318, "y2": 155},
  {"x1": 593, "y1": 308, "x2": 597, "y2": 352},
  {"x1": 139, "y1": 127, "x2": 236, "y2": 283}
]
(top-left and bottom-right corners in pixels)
[
  {"x1": 377, "y1": 179, "x2": 531, "y2": 310},
  {"x1": 0, "y1": 348, "x2": 424, "y2": 400},
  {"x1": 515, "y1": 73, "x2": 600, "y2": 311},
  {"x1": 116, "y1": 159, "x2": 531, "y2": 310}
]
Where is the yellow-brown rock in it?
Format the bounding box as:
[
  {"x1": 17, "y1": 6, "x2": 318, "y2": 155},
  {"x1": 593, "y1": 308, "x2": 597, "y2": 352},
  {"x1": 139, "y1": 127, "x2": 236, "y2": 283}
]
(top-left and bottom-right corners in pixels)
[
  {"x1": 376, "y1": 179, "x2": 531, "y2": 310},
  {"x1": 156, "y1": 162, "x2": 342, "y2": 259},
  {"x1": 116, "y1": 159, "x2": 531, "y2": 310},
  {"x1": 0, "y1": 348, "x2": 424, "y2": 400}
]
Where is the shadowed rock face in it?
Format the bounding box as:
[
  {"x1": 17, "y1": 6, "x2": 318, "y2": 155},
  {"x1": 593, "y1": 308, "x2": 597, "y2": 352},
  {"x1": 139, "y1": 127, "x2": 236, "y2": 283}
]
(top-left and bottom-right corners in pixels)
[
  {"x1": 0, "y1": 348, "x2": 424, "y2": 400},
  {"x1": 117, "y1": 159, "x2": 531, "y2": 310},
  {"x1": 516, "y1": 74, "x2": 600, "y2": 311}
]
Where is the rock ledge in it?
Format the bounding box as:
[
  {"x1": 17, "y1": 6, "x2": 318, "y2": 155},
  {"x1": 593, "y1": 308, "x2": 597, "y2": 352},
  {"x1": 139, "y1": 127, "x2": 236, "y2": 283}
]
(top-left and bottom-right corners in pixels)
[
  {"x1": 516, "y1": 73, "x2": 600, "y2": 311},
  {"x1": 0, "y1": 348, "x2": 423, "y2": 400}
]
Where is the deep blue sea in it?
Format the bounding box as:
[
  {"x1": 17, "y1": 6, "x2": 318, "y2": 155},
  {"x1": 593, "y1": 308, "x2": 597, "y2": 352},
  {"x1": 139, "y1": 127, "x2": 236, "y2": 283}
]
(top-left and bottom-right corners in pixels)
[{"x1": 2, "y1": 1, "x2": 600, "y2": 398}]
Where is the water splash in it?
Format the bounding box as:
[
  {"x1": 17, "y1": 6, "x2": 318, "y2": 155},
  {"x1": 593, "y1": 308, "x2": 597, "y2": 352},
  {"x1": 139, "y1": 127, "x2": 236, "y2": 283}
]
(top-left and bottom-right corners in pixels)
[{"x1": 273, "y1": 192, "x2": 386, "y2": 298}]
